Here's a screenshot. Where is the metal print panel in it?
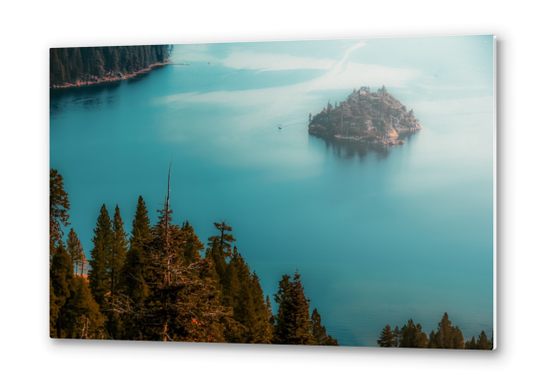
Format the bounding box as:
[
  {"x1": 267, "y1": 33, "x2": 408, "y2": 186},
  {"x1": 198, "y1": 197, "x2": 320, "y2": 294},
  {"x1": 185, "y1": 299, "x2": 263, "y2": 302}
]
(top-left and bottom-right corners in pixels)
[{"x1": 49, "y1": 36, "x2": 495, "y2": 349}]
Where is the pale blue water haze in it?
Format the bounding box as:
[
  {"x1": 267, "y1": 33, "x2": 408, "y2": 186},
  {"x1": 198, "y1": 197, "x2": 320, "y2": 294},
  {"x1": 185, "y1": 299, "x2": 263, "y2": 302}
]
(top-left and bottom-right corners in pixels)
[{"x1": 50, "y1": 36, "x2": 494, "y2": 346}]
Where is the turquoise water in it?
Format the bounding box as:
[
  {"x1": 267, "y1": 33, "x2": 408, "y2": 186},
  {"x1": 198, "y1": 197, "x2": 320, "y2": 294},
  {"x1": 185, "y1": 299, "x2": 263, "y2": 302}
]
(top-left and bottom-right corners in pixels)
[{"x1": 50, "y1": 36, "x2": 494, "y2": 347}]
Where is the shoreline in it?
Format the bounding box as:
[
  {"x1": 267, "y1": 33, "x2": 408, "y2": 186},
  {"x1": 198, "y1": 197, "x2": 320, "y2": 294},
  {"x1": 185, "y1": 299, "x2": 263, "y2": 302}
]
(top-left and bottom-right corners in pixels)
[{"x1": 50, "y1": 60, "x2": 169, "y2": 89}]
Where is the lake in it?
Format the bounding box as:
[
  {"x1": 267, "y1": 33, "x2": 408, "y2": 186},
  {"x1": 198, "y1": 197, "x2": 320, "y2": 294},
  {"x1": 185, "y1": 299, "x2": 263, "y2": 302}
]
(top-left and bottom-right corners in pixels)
[{"x1": 50, "y1": 36, "x2": 494, "y2": 347}]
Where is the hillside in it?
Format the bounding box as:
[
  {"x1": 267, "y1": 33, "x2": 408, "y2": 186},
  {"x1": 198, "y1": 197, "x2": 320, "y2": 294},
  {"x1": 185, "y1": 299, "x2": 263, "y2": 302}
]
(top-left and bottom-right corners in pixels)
[
  {"x1": 308, "y1": 86, "x2": 422, "y2": 146},
  {"x1": 50, "y1": 45, "x2": 171, "y2": 88}
]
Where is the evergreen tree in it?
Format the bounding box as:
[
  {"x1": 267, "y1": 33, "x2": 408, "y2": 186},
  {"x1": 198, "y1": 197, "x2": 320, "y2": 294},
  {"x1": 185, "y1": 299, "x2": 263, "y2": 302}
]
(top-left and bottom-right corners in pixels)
[
  {"x1": 273, "y1": 271, "x2": 314, "y2": 345},
  {"x1": 434, "y1": 313, "x2": 465, "y2": 349},
  {"x1": 465, "y1": 336, "x2": 477, "y2": 349},
  {"x1": 208, "y1": 220, "x2": 236, "y2": 256},
  {"x1": 476, "y1": 330, "x2": 492, "y2": 350},
  {"x1": 249, "y1": 271, "x2": 274, "y2": 344},
  {"x1": 451, "y1": 326, "x2": 465, "y2": 349},
  {"x1": 50, "y1": 244, "x2": 73, "y2": 338},
  {"x1": 130, "y1": 196, "x2": 151, "y2": 244},
  {"x1": 110, "y1": 205, "x2": 128, "y2": 298},
  {"x1": 205, "y1": 220, "x2": 236, "y2": 292},
  {"x1": 181, "y1": 221, "x2": 204, "y2": 265},
  {"x1": 50, "y1": 169, "x2": 70, "y2": 259},
  {"x1": 111, "y1": 171, "x2": 234, "y2": 342},
  {"x1": 427, "y1": 330, "x2": 438, "y2": 348},
  {"x1": 119, "y1": 195, "x2": 153, "y2": 338},
  {"x1": 435, "y1": 312, "x2": 452, "y2": 348},
  {"x1": 399, "y1": 319, "x2": 428, "y2": 348},
  {"x1": 67, "y1": 228, "x2": 85, "y2": 275},
  {"x1": 105, "y1": 205, "x2": 128, "y2": 338},
  {"x1": 49, "y1": 279, "x2": 59, "y2": 338},
  {"x1": 311, "y1": 309, "x2": 339, "y2": 346},
  {"x1": 88, "y1": 204, "x2": 113, "y2": 312},
  {"x1": 393, "y1": 325, "x2": 401, "y2": 347},
  {"x1": 266, "y1": 295, "x2": 275, "y2": 340},
  {"x1": 377, "y1": 324, "x2": 397, "y2": 347},
  {"x1": 65, "y1": 277, "x2": 105, "y2": 339},
  {"x1": 118, "y1": 245, "x2": 150, "y2": 340},
  {"x1": 266, "y1": 295, "x2": 273, "y2": 321}
]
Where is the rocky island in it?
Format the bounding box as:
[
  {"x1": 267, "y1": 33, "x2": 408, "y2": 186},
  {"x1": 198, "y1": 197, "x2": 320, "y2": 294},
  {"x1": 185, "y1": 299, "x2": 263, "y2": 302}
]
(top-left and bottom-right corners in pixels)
[{"x1": 308, "y1": 86, "x2": 422, "y2": 147}]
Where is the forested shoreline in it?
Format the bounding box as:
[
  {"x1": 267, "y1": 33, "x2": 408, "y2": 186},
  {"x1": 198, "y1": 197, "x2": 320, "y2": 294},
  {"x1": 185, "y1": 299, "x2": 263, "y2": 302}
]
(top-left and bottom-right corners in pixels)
[
  {"x1": 49, "y1": 169, "x2": 338, "y2": 345},
  {"x1": 50, "y1": 45, "x2": 171, "y2": 88}
]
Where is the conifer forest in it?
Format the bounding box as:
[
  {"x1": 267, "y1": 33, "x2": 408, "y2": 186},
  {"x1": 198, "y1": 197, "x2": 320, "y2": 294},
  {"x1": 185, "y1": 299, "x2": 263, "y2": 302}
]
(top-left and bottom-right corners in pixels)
[
  {"x1": 50, "y1": 168, "x2": 339, "y2": 345},
  {"x1": 50, "y1": 168, "x2": 492, "y2": 349},
  {"x1": 50, "y1": 45, "x2": 171, "y2": 87}
]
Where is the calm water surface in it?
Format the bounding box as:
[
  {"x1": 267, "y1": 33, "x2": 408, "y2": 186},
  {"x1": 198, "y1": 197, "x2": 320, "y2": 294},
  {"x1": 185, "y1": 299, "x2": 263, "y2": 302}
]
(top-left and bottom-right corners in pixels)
[{"x1": 50, "y1": 37, "x2": 494, "y2": 346}]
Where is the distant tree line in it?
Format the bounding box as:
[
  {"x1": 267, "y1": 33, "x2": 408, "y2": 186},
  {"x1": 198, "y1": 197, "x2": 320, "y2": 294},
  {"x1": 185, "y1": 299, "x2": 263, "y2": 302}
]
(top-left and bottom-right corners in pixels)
[
  {"x1": 49, "y1": 169, "x2": 338, "y2": 345},
  {"x1": 377, "y1": 313, "x2": 493, "y2": 350},
  {"x1": 50, "y1": 45, "x2": 172, "y2": 87}
]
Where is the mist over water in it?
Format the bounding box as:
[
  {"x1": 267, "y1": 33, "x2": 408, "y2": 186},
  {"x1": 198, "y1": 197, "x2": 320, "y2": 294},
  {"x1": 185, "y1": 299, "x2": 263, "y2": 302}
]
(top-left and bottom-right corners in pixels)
[{"x1": 50, "y1": 36, "x2": 494, "y2": 346}]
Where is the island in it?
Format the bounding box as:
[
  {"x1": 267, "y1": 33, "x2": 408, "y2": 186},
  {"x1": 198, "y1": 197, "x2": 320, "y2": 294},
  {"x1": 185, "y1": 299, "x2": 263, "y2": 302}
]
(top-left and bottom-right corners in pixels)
[{"x1": 308, "y1": 86, "x2": 422, "y2": 146}]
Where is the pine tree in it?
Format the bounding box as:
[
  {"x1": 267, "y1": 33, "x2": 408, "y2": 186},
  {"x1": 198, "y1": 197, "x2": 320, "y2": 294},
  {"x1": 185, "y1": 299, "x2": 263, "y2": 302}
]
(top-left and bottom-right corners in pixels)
[
  {"x1": 311, "y1": 309, "x2": 339, "y2": 346},
  {"x1": 249, "y1": 271, "x2": 273, "y2": 344},
  {"x1": 451, "y1": 326, "x2": 465, "y2": 349},
  {"x1": 181, "y1": 221, "x2": 204, "y2": 265},
  {"x1": 465, "y1": 336, "x2": 477, "y2": 349},
  {"x1": 88, "y1": 204, "x2": 113, "y2": 312},
  {"x1": 434, "y1": 313, "x2": 464, "y2": 349},
  {"x1": 50, "y1": 169, "x2": 70, "y2": 260},
  {"x1": 50, "y1": 244, "x2": 73, "y2": 338},
  {"x1": 130, "y1": 196, "x2": 151, "y2": 245},
  {"x1": 104, "y1": 205, "x2": 128, "y2": 338},
  {"x1": 50, "y1": 279, "x2": 60, "y2": 338},
  {"x1": 377, "y1": 324, "x2": 397, "y2": 347},
  {"x1": 65, "y1": 277, "x2": 105, "y2": 339},
  {"x1": 427, "y1": 330, "x2": 438, "y2": 348},
  {"x1": 111, "y1": 169, "x2": 234, "y2": 342},
  {"x1": 435, "y1": 312, "x2": 452, "y2": 348},
  {"x1": 266, "y1": 295, "x2": 275, "y2": 340},
  {"x1": 205, "y1": 220, "x2": 236, "y2": 291},
  {"x1": 208, "y1": 221, "x2": 236, "y2": 256},
  {"x1": 110, "y1": 205, "x2": 128, "y2": 298},
  {"x1": 67, "y1": 228, "x2": 85, "y2": 275},
  {"x1": 393, "y1": 325, "x2": 401, "y2": 347},
  {"x1": 273, "y1": 271, "x2": 314, "y2": 345},
  {"x1": 118, "y1": 245, "x2": 150, "y2": 340},
  {"x1": 119, "y1": 196, "x2": 153, "y2": 337},
  {"x1": 476, "y1": 330, "x2": 492, "y2": 350},
  {"x1": 399, "y1": 319, "x2": 427, "y2": 348}
]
